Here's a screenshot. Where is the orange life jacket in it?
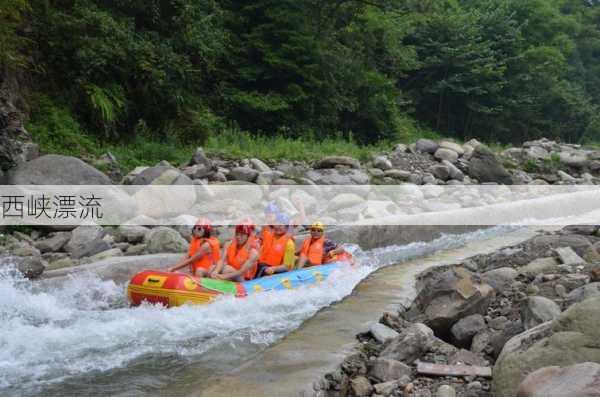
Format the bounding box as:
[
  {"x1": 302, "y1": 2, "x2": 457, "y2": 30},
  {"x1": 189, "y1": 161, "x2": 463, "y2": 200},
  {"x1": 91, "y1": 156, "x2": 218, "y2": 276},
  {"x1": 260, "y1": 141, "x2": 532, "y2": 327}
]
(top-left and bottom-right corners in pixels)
[
  {"x1": 188, "y1": 237, "x2": 221, "y2": 273},
  {"x1": 324, "y1": 250, "x2": 353, "y2": 264},
  {"x1": 226, "y1": 235, "x2": 258, "y2": 280},
  {"x1": 300, "y1": 236, "x2": 325, "y2": 265},
  {"x1": 258, "y1": 226, "x2": 275, "y2": 263},
  {"x1": 260, "y1": 233, "x2": 292, "y2": 266}
]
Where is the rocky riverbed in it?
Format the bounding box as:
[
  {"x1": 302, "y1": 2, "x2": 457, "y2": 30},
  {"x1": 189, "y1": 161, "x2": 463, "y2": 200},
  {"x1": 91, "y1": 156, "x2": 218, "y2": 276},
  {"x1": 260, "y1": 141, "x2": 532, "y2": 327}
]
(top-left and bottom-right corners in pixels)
[{"x1": 312, "y1": 224, "x2": 600, "y2": 397}]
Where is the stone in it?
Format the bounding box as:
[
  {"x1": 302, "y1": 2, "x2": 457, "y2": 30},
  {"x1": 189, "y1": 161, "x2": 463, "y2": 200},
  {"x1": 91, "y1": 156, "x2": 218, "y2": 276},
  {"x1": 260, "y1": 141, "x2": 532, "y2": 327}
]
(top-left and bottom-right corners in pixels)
[
  {"x1": 0, "y1": 255, "x2": 44, "y2": 278},
  {"x1": 115, "y1": 225, "x2": 149, "y2": 244},
  {"x1": 182, "y1": 164, "x2": 212, "y2": 179},
  {"x1": 518, "y1": 258, "x2": 559, "y2": 278},
  {"x1": 522, "y1": 296, "x2": 561, "y2": 330},
  {"x1": 189, "y1": 147, "x2": 212, "y2": 168},
  {"x1": 409, "y1": 268, "x2": 495, "y2": 336},
  {"x1": 467, "y1": 145, "x2": 513, "y2": 184},
  {"x1": 327, "y1": 193, "x2": 365, "y2": 211},
  {"x1": 557, "y1": 170, "x2": 577, "y2": 183},
  {"x1": 373, "y1": 155, "x2": 393, "y2": 170},
  {"x1": 565, "y1": 282, "x2": 600, "y2": 305},
  {"x1": 381, "y1": 323, "x2": 435, "y2": 363},
  {"x1": 369, "y1": 358, "x2": 412, "y2": 383},
  {"x1": 228, "y1": 166, "x2": 259, "y2": 182},
  {"x1": 45, "y1": 257, "x2": 76, "y2": 271},
  {"x1": 304, "y1": 168, "x2": 369, "y2": 185},
  {"x1": 64, "y1": 225, "x2": 111, "y2": 259},
  {"x1": 249, "y1": 158, "x2": 270, "y2": 173},
  {"x1": 144, "y1": 227, "x2": 188, "y2": 253},
  {"x1": 370, "y1": 322, "x2": 400, "y2": 344},
  {"x1": 314, "y1": 156, "x2": 360, "y2": 169},
  {"x1": 383, "y1": 169, "x2": 411, "y2": 180},
  {"x1": 350, "y1": 376, "x2": 373, "y2": 397},
  {"x1": 442, "y1": 160, "x2": 464, "y2": 181},
  {"x1": 493, "y1": 297, "x2": 600, "y2": 397},
  {"x1": 590, "y1": 266, "x2": 600, "y2": 283},
  {"x1": 374, "y1": 380, "x2": 402, "y2": 396},
  {"x1": 450, "y1": 314, "x2": 487, "y2": 347},
  {"x1": 449, "y1": 349, "x2": 486, "y2": 366},
  {"x1": 84, "y1": 248, "x2": 123, "y2": 262},
  {"x1": 555, "y1": 247, "x2": 586, "y2": 266},
  {"x1": 516, "y1": 362, "x2": 600, "y2": 397},
  {"x1": 530, "y1": 235, "x2": 592, "y2": 257},
  {"x1": 33, "y1": 232, "x2": 71, "y2": 253},
  {"x1": 125, "y1": 244, "x2": 147, "y2": 256},
  {"x1": 482, "y1": 267, "x2": 518, "y2": 292},
  {"x1": 434, "y1": 148, "x2": 459, "y2": 163},
  {"x1": 10, "y1": 241, "x2": 40, "y2": 257},
  {"x1": 429, "y1": 165, "x2": 450, "y2": 181},
  {"x1": 439, "y1": 141, "x2": 465, "y2": 156},
  {"x1": 7, "y1": 154, "x2": 111, "y2": 185},
  {"x1": 416, "y1": 139, "x2": 439, "y2": 154},
  {"x1": 526, "y1": 146, "x2": 550, "y2": 161},
  {"x1": 435, "y1": 385, "x2": 456, "y2": 397},
  {"x1": 559, "y1": 151, "x2": 588, "y2": 168}
]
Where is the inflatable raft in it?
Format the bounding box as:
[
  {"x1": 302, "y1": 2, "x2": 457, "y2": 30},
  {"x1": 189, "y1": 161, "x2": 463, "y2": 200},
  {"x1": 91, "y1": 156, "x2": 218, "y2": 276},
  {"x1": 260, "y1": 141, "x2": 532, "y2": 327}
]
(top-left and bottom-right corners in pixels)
[{"x1": 127, "y1": 262, "x2": 349, "y2": 307}]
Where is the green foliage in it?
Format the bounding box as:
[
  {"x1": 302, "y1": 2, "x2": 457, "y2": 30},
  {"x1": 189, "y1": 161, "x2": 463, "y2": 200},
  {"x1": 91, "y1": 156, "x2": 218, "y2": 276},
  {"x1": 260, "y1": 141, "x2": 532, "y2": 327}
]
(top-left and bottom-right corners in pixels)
[{"x1": 0, "y1": 0, "x2": 30, "y2": 67}]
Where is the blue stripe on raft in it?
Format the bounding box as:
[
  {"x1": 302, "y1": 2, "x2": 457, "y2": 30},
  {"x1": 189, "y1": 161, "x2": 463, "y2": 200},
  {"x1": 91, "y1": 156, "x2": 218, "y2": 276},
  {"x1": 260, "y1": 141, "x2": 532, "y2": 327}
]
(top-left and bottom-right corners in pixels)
[{"x1": 241, "y1": 262, "x2": 347, "y2": 295}]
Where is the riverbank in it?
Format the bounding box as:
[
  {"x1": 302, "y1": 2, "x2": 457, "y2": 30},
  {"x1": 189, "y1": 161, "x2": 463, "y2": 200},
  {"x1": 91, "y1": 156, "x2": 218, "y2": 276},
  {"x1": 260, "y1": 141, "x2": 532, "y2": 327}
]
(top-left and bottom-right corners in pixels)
[{"x1": 313, "y1": 225, "x2": 600, "y2": 397}]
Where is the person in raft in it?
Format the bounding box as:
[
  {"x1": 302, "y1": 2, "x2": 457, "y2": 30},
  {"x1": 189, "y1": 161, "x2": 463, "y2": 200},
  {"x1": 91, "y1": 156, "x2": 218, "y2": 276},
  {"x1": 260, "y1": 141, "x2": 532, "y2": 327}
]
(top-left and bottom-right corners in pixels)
[
  {"x1": 259, "y1": 199, "x2": 305, "y2": 246},
  {"x1": 255, "y1": 213, "x2": 296, "y2": 278},
  {"x1": 210, "y1": 220, "x2": 259, "y2": 282},
  {"x1": 167, "y1": 218, "x2": 220, "y2": 277},
  {"x1": 296, "y1": 221, "x2": 350, "y2": 268}
]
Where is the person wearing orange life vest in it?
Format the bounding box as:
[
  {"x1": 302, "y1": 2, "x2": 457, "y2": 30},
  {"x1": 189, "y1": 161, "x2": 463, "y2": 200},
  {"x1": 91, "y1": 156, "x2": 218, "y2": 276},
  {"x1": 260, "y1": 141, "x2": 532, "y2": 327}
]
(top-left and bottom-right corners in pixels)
[
  {"x1": 167, "y1": 218, "x2": 221, "y2": 277},
  {"x1": 211, "y1": 221, "x2": 259, "y2": 282},
  {"x1": 296, "y1": 221, "x2": 346, "y2": 268},
  {"x1": 256, "y1": 213, "x2": 296, "y2": 278}
]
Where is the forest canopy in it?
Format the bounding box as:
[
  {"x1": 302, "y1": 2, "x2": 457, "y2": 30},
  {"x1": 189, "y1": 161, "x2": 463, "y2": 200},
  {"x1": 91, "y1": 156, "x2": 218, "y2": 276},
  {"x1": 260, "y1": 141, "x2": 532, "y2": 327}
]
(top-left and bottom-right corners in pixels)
[{"x1": 3, "y1": 0, "x2": 600, "y2": 145}]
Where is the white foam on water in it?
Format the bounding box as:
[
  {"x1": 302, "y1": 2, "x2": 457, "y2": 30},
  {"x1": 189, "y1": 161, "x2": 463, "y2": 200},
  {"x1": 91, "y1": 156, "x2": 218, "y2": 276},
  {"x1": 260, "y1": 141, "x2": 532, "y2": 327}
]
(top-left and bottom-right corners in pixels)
[{"x1": 0, "y1": 225, "x2": 513, "y2": 394}]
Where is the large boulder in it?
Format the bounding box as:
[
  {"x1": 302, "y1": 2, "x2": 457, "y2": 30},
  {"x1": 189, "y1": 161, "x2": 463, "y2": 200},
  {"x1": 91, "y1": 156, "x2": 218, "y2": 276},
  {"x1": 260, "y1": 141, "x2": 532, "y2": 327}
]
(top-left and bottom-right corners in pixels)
[
  {"x1": 314, "y1": 156, "x2": 361, "y2": 169},
  {"x1": 64, "y1": 225, "x2": 111, "y2": 259},
  {"x1": 0, "y1": 255, "x2": 45, "y2": 278},
  {"x1": 516, "y1": 362, "x2": 600, "y2": 397},
  {"x1": 467, "y1": 145, "x2": 513, "y2": 184},
  {"x1": 408, "y1": 267, "x2": 495, "y2": 337},
  {"x1": 439, "y1": 141, "x2": 465, "y2": 156},
  {"x1": 493, "y1": 297, "x2": 600, "y2": 397},
  {"x1": 115, "y1": 225, "x2": 149, "y2": 244},
  {"x1": 144, "y1": 227, "x2": 188, "y2": 253},
  {"x1": 416, "y1": 139, "x2": 439, "y2": 154},
  {"x1": 7, "y1": 154, "x2": 111, "y2": 185},
  {"x1": 434, "y1": 148, "x2": 459, "y2": 163}
]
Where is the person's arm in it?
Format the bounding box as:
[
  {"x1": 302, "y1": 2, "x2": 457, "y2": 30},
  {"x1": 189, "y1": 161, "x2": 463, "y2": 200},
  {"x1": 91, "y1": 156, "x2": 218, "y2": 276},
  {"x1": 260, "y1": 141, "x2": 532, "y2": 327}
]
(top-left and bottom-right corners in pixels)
[
  {"x1": 210, "y1": 242, "x2": 228, "y2": 277},
  {"x1": 168, "y1": 243, "x2": 209, "y2": 272}
]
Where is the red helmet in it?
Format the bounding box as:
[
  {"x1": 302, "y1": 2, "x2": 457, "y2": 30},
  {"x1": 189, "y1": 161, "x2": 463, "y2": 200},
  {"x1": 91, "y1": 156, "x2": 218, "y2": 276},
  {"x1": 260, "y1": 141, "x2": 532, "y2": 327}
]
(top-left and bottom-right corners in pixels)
[
  {"x1": 194, "y1": 217, "x2": 212, "y2": 233},
  {"x1": 235, "y1": 218, "x2": 255, "y2": 235}
]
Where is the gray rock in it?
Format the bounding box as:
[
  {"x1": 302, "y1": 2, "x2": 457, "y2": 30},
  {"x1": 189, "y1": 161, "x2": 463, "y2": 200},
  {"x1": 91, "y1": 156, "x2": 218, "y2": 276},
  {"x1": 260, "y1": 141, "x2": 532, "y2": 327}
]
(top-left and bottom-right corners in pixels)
[
  {"x1": 467, "y1": 145, "x2": 513, "y2": 184},
  {"x1": 482, "y1": 267, "x2": 518, "y2": 292},
  {"x1": 522, "y1": 296, "x2": 561, "y2": 330},
  {"x1": 435, "y1": 385, "x2": 456, "y2": 397},
  {"x1": 227, "y1": 166, "x2": 259, "y2": 182},
  {"x1": 373, "y1": 156, "x2": 393, "y2": 171},
  {"x1": 327, "y1": 193, "x2": 365, "y2": 211},
  {"x1": 182, "y1": 164, "x2": 212, "y2": 179},
  {"x1": 350, "y1": 376, "x2": 373, "y2": 397},
  {"x1": 381, "y1": 323, "x2": 435, "y2": 363},
  {"x1": 84, "y1": 248, "x2": 123, "y2": 263},
  {"x1": 314, "y1": 156, "x2": 360, "y2": 169},
  {"x1": 519, "y1": 258, "x2": 559, "y2": 278},
  {"x1": 189, "y1": 147, "x2": 212, "y2": 168},
  {"x1": 144, "y1": 227, "x2": 188, "y2": 253},
  {"x1": 383, "y1": 169, "x2": 412, "y2": 180},
  {"x1": 250, "y1": 158, "x2": 271, "y2": 173},
  {"x1": 34, "y1": 232, "x2": 71, "y2": 253},
  {"x1": 434, "y1": 148, "x2": 459, "y2": 163},
  {"x1": 370, "y1": 322, "x2": 400, "y2": 344},
  {"x1": 45, "y1": 257, "x2": 77, "y2": 271},
  {"x1": 516, "y1": 362, "x2": 600, "y2": 397},
  {"x1": 439, "y1": 141, "x2": 464, "y2": 156},
  {"x1": 369, "y1": 358, "x2": 412, "y2": 383},
  {"x1": 442, "y1": 160, "x2": 464, "y2": 181},
  {"x1": 65, "y1": 225, "x2": 110, "y2": 259},
  {"x1": 559, "y1": 151, "x2": 588, "y2": 168},
  {"x1": 565, "y1": 283, "x2": 600, "y2": 305},
  {"x1": 374, "y1": 380, "x2": 402, "y2": 396},
  {"x1": 526, "y1": 146, "x2": 550, "y2": 161},
  {"x1": 555, "y1": 247, "x2": 585, "y2": 266},
  {"x1": 131, "y1": 166, "x2": 192, "y2": 185},
  {"x1": 450, "y1": 314, "x2": 487, "y2": 347},
  {"x1": 7, "y1": 154, "x2": 111, "y2": 185},
  {"x1": 115, "y1": 225, "x2": 149, "y2": 244},
  {"x1": 125, "y1": 244, "x2": 147, "y2": 256},
  {"x1": 0, "y1": 255, "x2": 44, "y2": 278},
  {"x1": 429, "y1": 164, "x2": 450, "y2": 181},
  {"x1": 416, "y1": 139, "x2": 439, "y2": 154},
  {"x1": 530, "y1": 235, "x2": 592, "y2": 257},
  {"x1": 304, "y1": 168, "x2": 369, "y2": 185}
]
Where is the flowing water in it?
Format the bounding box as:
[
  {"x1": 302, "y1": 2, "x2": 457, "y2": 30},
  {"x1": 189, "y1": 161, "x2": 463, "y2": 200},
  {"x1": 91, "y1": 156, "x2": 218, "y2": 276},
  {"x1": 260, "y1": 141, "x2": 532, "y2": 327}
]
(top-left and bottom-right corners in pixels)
[{"x1": 1, "y1": 225, "x2": 548, "y2": 396}]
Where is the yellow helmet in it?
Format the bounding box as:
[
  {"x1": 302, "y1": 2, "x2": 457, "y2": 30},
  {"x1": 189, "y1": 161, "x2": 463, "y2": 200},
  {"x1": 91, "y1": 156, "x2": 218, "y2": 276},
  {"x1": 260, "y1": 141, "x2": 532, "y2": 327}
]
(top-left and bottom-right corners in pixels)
[{"x1": 310, "y1": 221, "x2": 325, "y2": 231}]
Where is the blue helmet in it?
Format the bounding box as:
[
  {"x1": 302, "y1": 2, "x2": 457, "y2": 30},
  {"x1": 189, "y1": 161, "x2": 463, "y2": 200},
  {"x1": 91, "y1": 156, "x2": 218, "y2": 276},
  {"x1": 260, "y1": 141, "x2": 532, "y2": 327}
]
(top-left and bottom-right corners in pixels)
[
  {"x1": 264, "y1": 201, "x2": 280, "y2": 215},
  {"x1": 275, "y1": 212, "x2": 290, "y2": 226}
]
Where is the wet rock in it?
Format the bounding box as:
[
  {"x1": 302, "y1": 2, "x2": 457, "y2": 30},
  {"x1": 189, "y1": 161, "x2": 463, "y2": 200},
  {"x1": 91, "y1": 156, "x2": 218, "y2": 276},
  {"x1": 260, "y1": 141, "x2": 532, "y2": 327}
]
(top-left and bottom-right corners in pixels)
[
  {"x1": 416, "y1": 139, "x2": 439, "y2": 154},
  {"x1": 369, "y1": 358, "x2": 412, "y2": 383},
  {"x1": 34, "y1": 232, "x2": 72, "y2": 253},
  {"x1": 522, "y1": 296, "x2": 561, "y2": 330},
  {"x1": 350, "y1": 376, "x2": 373, "y2": 397},
  {"x1": 342, "y1": 352, "x2": 368, "y2": 377},
  {"x1": 381, "y1": 323, "x2": 434, "y2": 363},
  {"x1": 435, "y1": 385, "x2": 456, "y2": 397},
  {"x1": 434, "y1": 148, "x2": 459, "y2": 163},
  {"x1": 518, "y1": 258, "x2": 559, "y2": 278},
  {"x1": 65, "y1": 225, "x2": 111, "y2": 259},
  {"x1": 482, "y1": 267, "x2": 518, "y2": 292},
  {"x1": 144, "y1": 227, "x2": 188, "y2": 253},
  {"x1": 314, "y1": 156, "x2": 361, "y2": 169},
  {"x1": 467, "y1": 145, "x2": 513, "y2": 185},
  {"x1": 7, "y1": 154, "x2": 112, "y2": 185},
  {"x1": 555, "y1": 247, "x2": 585, "y2": 266},
  {"x1": 0, "y1": 255, "x2": 44, "y2": 278},
  {"x1": 370, "y1": 323, "x2": 400, "y2": 344},
  {"x1": 115, "y1": 225, "x2": 149, "y2": 244},
  {"x1": 450, "y1": 314, "x2": 487, "y2": 347},
  {"x1": 516, "y1": 362, "x2": 600, "y2": 397}
]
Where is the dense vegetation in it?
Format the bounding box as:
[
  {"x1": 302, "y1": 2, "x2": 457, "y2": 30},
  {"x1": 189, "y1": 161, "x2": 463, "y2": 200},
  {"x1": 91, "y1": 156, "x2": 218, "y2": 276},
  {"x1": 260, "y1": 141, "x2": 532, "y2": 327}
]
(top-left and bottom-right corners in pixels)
[{"x1": 3, "y1": 0, "x2": 600, "y2": 155}]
